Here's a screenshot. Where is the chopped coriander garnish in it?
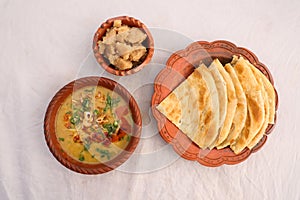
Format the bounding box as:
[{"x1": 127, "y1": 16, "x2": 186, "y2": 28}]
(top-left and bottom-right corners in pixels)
[
  {"x1": 104, "y1": 94, "x2": 120, "y2": 112},
  {"x1": 70, "y1": 116, "x2": 80, "y2": 125},
  {"x1": 70, "y1": 111, "x2": 81, "y2": 125},
  {"x1": 79, "y1": 154, "x2": 85, "y2": 161},
  {"x1": 107, "y1": 93, "x2": 112, "y2": 106},
  {"x1": 103, "y1": 123, "x2": 117, "y2": 135},
  {"x1": 82, "y1": 98, "x2": 91, "y2": 111},
  {"x1": 93, "y1": 109, "x2": 99, "y2": 116},
  {"x1": 58, "y1": 137, "x2": 65, "y2": 142},
  {"x1": 82, "y1": 137, "x2": 91, "y2": 152},
  {"x1": 83, "y1": 143, "x2": 90, "y2": 151},
  {"x1": 96, "y1": 148, "x2": 110, "y2": 160}
]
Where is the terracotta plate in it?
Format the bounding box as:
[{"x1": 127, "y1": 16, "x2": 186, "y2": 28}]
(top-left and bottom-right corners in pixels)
[
  {"x1": 44, "y1": 77, "x2": 142, "y2": 174},
  {"x1": 151, "y1": 40, "x2": 278, "y2": 167}
]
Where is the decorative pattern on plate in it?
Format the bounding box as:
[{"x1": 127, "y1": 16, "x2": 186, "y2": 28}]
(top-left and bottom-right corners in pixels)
[
  {"x1": 44, "y1": 77, "x2": 142, "y2": 174},
  {"x1": 151, "y1": 40, "x2": 278, "y2": 167}
]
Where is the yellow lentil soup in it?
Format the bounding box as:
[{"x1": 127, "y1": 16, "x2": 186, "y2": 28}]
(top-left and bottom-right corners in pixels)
[{"x1": 55, "y1": 86, "x2": 133, "y2": 164}]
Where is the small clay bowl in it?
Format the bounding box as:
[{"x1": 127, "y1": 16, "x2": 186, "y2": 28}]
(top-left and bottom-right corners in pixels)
[
  {"x1": 93, "y1": 16, "x2": 154, "y2": 76},
  {"x1": 152, "y1": 40, "x2": 278, "y2": 167},
  {"x1": 44, "y1": 76, "x2": 142, "y2": 174}
]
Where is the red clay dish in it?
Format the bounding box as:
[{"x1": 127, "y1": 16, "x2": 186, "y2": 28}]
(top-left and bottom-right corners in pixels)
[
  {"x1": 151, "y1": 40, "x2": 278, "y2": 167},
  {"x1": 44, "y1": 76, "x2": 142, "y2": 174},
  {"x1": 93, "y1": 16, "x2": 154, "y2": 76}
]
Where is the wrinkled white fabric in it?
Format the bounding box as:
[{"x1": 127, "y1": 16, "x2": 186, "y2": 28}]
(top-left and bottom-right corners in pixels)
[{"x1": 0, "y1": 0, "x2": 300, "y2": 199}]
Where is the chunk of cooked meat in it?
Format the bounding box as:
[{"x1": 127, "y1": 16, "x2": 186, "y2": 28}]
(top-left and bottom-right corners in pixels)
[
  {"x1": 125, "y1": 27, "x2": 147, "y2": 44},
  {"x1": 98, "y1": 20, "x2": 148, "y2": 70}
]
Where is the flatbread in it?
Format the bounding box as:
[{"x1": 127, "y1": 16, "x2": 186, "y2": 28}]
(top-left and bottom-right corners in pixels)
[
  {"x1": 207, "y1": 59, "x2": 227, "y2": 149},
  {"x1": 247, "y1": 61, "x2": 270, "y2": 149},
  {"x1": 208, "y1": 59, "x2": 227, "y2": 129},
  {"x1": 230, "y1": 56, "x2": 265, "y2": 154},
  {"x1": 213, "y1": 60, "x2": 238, "y2": 146},
  {"x1": 156, "y1": 64, "x2": 219, "y2": 149},
  {"x1": 197, "y1": 64, "x2": 220, "y2": 149},
  {"x1": 157, "y1": 55, "x2": 274, "y2": 154},
  {"x1": 248, "y1": 84, "x2": 269, "y2": 149},
  {"x1": 217, "y1": 63, "x2": 247, "y2": 149},
  {"x1": 156, "y1": 71, "x2": 202, "y2": 145},
  {"x1": 246, "y1": 59, "x2": 276, "y2": 124}
]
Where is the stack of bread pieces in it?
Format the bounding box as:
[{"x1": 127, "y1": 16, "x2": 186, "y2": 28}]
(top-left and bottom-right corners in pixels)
[{"x1": 157, "y1": 56, "x2": 276, "y2": 154}]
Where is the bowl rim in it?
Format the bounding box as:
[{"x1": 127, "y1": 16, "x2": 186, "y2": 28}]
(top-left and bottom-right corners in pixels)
[
  {"x1": 151, "y1": 40, "x2": 278, "y2": 167},
  {"x1": 93, "y1": 16, "x2": 154, "y2": 76},
  {"x1": 44, "y1": 76, "x2": 142, "y2": 174}
]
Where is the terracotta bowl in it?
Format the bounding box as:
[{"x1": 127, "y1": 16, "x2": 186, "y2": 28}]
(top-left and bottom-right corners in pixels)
[
  {"x1": 151, "y1": 40, "x2": 278, "y2": 167},
  {"x1": 93, "y1": 16, "x2": 154, "y2": 76},
  {"x1": 44, "y1": 77, "x2": 142, "y2": 174}
]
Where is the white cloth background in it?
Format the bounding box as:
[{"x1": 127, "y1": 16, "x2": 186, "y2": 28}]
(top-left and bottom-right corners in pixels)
[{"x1": 0, "y1": 0, "x2": 299, "y2": 199}]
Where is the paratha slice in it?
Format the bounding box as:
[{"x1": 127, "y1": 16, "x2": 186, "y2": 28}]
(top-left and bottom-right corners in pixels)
[
  {"x1": 156, "y1": 64, "x2": 219, "y2": 149},
  {"x1": 246, "y1": 59, "x2": 276, "y2": 124},
  {"x1": 208, "y1": 59, "x2": 227, "y2": 129},
  {"x1": 213, "y1": 60, "x2": 238, "y2": 146},
  {"x1": 247, "y1": 60, "x2": 270, "y2": 149},
  {"x1": 207, "y1": 59, "x2": 227, "y2": 149},
  {"x1": 196, "y1": 64, "x2": 220, "y2": 149},
  {"x1": 230, "y1": 56, "x2": 265, "y2": 154},
  {"x1": 156, "y1": 72, "x2": 201, "y2": 144},
  {"x1": 248, "y1": 84, "x2": 269, "y2": 149},
  {"x1": 217, "y1": 63, "x2": 247, "y2": 149}
]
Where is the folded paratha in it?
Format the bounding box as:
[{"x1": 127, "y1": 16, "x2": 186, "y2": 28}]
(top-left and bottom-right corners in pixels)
[
  {"x1": 156, "y1": 64, "x2": 219, "y2": 149},
  {"x1": 248, "y1": 83, "x2": 269, "y2": 149},
  {"x1": 217, "y1": 63, "x2": 247, "y2": 149},
  {"x1": 247, "y1": 60, "x2": 271, "y2": 149},
  {"x1": 230, "y1": 56, "x2": 265, "y2": 154},
  {"x1": 208, "y1": 59, "x2": 227, "y2": 130},
  {"x1": 198, "y1": 64, "x2": 220, "y2": 149},
  {"x1": 157, "y1": 55, "x2": 274, "y2": 155},
  {"x1": 246, "y1": 59, "x2": 276, "y2": 124},
  {"x1": 213, "y1": 60, "x2": 238, "y2": 147}
]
